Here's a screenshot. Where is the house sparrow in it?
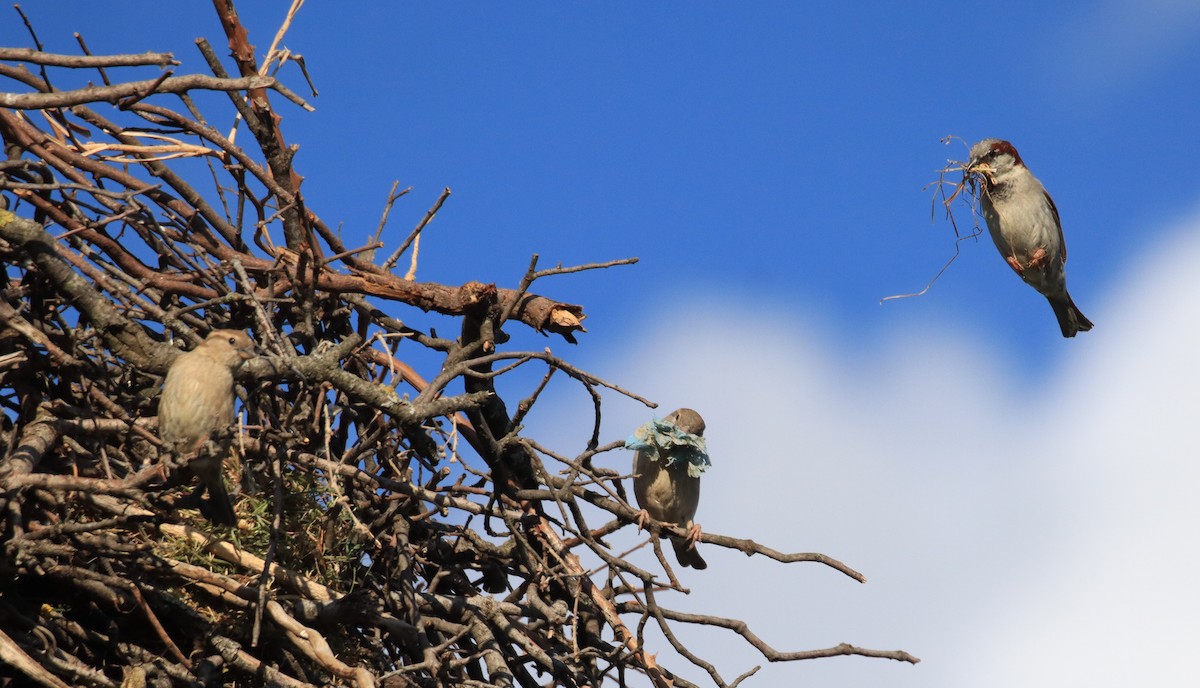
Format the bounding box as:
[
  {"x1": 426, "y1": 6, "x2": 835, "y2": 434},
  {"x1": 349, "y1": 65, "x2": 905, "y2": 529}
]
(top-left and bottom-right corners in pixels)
[
  {"x1": 967, "y1": 139, "x2": 1093, "y2": 337},
  {"x1": 627, "y1": 408, "x2": 709, "y2": 570},
  {"x1": 159, "y1": 329, "x2": 256, "y2": 525}
]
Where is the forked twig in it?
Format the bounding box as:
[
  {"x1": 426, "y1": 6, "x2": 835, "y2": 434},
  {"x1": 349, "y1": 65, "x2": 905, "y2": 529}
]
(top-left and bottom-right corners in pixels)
[{"x1": 385, "y1": 186, "x2": 451, "y2": 274}]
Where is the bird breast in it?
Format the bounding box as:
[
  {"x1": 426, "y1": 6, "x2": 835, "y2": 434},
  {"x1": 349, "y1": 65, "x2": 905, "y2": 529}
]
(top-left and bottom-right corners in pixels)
[
  {"x1": 983, "y1": 176, "x2": 1062, "y2": 267},
  {"x1": 633, "y1": 451, "x2": 700, "y2": 525},
  {"x1": 159, "y1": 352, "x2": 235, "y2": 450}
]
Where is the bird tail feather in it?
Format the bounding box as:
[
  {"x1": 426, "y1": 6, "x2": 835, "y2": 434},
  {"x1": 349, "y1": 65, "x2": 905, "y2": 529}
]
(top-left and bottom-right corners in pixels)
[
  {"x1": 1049, "y1": 294, "x2": 1093, "y2": 338},
  {"x1": 671, "y1": 537, "x2": 707, "y2": 570},
  {"x1": 202, "y1": 478, "x2": 237, "y2": 526}
]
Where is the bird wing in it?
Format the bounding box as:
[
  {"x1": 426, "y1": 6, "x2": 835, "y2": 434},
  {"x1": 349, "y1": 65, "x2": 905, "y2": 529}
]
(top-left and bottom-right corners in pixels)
[{"x1": 1043, "y1": 189, "x2": 1067, "y2": 264}]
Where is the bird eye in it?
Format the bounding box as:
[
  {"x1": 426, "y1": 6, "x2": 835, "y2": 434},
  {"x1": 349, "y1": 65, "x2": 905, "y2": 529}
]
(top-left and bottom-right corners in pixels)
[{"x1": 227, "y1": 336, "x2": 237, "y2": 345}]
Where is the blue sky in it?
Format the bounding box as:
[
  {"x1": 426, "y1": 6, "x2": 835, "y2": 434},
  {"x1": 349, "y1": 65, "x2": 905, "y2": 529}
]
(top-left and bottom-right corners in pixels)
[{"x1": 9, "y1": 2, "x2": 1200, "y2": 685}]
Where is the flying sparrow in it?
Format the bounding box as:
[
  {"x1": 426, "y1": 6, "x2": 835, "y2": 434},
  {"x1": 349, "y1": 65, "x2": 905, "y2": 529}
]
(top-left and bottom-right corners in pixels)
[
  {"x1": 627, "y1": 408, "x2": 709, "y2": 570},
  {"x1": 967, "y1": 138, "x2": 1093, "y2": 337},
  {"x1": 159, "y1": 329, "x2": 256, "y2": 525}
]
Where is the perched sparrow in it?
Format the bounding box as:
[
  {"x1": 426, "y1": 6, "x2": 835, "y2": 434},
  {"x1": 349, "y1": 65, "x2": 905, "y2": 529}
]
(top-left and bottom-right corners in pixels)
[
  {"x1": 627, "y1": 408, "x2": 710, "y2": 570},
  {"x1": 159, "y1": 329, "x2": 256, "y2": 525},
  {"x1": 967, "y1": 138, "x2": 1093, "y2": 337}
]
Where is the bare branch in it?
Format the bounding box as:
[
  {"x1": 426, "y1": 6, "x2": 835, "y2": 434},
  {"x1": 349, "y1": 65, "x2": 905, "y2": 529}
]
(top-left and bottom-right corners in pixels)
[
  {"x1": 0, "y1": 73, "x2": 312, "y2": 110},
  {"x1": 0, "y1": 47, "x2": 178, "y2": 68}
]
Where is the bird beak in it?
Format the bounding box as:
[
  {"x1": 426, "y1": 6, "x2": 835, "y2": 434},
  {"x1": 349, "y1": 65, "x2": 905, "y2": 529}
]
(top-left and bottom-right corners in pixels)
[{"x1": 965, "y1": 159, "x2": 995, "y2": 185}]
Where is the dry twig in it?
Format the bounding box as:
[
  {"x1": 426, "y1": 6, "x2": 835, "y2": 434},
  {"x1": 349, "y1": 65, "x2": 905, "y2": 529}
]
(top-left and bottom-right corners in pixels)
[{"x1": 880, "y1": 134, "x2": 987, "y2": 303}]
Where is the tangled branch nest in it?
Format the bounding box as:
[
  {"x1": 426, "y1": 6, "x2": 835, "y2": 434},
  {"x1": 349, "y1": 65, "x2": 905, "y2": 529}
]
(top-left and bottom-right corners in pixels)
[{"x1": 0, "y1": 6, "x2": 917, "y2": 687}]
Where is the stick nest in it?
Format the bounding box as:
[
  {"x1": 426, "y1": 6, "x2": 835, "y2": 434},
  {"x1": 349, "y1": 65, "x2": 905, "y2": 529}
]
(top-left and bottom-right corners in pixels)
[{"x1": 0, "y1": 6, "x2": 918, "y2": 686}]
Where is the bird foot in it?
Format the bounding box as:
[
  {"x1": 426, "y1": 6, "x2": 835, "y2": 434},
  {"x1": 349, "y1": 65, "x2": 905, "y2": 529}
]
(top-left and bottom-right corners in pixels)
[
  {"x1": 1006, "y1": 255, "x2": 1024, "y2": 275},
  {"x1": 684, "y1": 522, "x2": 703, "y2": 550},
  {"x1": 635, "y1": 509, "x2": 650, "y2": 532},
  {"x1": 1026, "y1": 246, "x2": 1049, "y2": 270}
]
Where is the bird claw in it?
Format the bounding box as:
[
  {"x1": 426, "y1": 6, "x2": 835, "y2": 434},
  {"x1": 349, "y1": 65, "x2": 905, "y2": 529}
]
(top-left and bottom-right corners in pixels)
[
  {"x1": 635, "y1": 509, "x2": 650, "y2": 532},
  {"x1": 684, "y1": 522, "x2": 703, "y2": 550},
  {"x1": 1027, "y1": 246, "x2": 1048, "y2": 270},
  {"x1": 1006, "y1": 255, "x2": 1024, "y2": 275}
]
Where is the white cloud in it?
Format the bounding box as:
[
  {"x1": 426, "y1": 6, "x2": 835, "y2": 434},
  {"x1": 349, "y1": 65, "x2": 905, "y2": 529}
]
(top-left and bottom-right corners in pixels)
[{"x1": 528, "y1": 205, "x2": 1200, "y2": 686}]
